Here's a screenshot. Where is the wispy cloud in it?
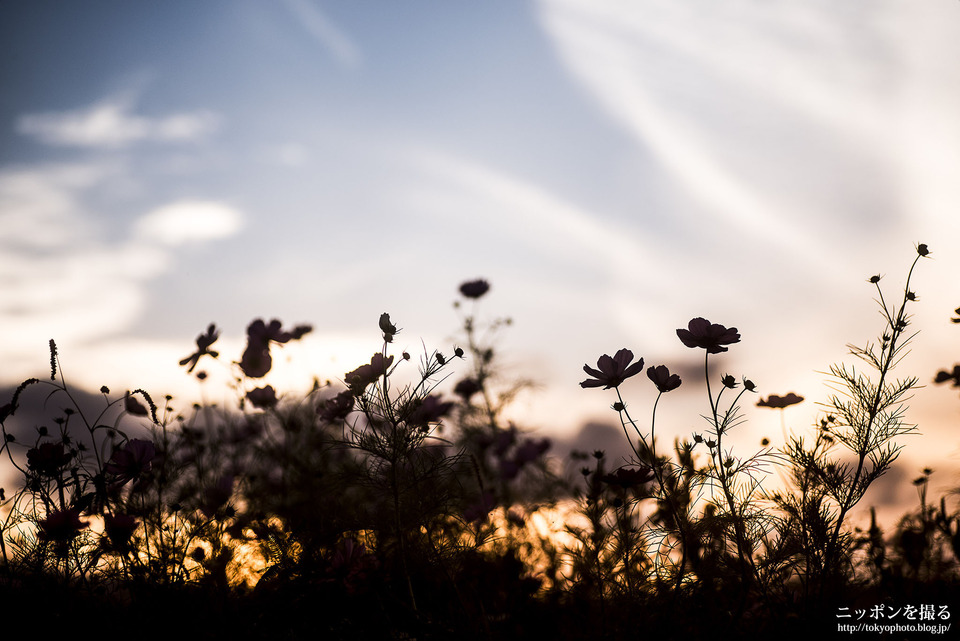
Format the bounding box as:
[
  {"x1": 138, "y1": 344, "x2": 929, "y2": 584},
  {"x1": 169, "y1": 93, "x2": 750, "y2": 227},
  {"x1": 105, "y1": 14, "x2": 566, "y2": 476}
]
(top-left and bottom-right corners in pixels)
[
  {"x1": 134, "y1": 201, "x2": 245, "y2": 246},
  {"x1": 17, "y1": 94, "x2": 219, "y2": 148},
  {"x1": 0, "y1": 162, "x2": 243, "y2": 384},
  {"x1": 534, "y1": 0, "x2": 960, "y2": 299},
  {"x1": 535, "y1": 1, "x2": 826, "y2": 254},
  {"x1": 530, "y1": 0, "x2": 960, "y2": 286},
  {"x1": 280, "y1": 0, "x2": 362, "y2": 68}
]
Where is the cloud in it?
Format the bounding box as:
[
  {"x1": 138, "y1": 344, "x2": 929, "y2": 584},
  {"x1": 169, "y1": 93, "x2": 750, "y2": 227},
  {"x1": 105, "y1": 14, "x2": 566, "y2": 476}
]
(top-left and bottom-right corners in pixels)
[
  {"x1": 134, "y1": 201, "x2": 245, "y2": 246},
  {"x1": 536, "y1": 1, "x2": 829, "y2": 251},
  {"x1": 16, "y1": 94, "x2": 220, "y2": 148},
  {"x1": 0, "y1": 163, "x2": 106, "y2": 248},
  {"x1": 280, "y1": 0, "x2": 362, "y2": 68},
  {"x1": 0, "y1": 162, "x2": 243, "y2": 384}
]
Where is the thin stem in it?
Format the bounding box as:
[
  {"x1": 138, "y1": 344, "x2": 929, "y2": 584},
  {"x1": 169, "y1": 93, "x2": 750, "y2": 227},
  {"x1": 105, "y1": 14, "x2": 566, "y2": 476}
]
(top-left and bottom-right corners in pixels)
[{"x1": 822, "y1": 252, "x2": 923, "y2": 586}]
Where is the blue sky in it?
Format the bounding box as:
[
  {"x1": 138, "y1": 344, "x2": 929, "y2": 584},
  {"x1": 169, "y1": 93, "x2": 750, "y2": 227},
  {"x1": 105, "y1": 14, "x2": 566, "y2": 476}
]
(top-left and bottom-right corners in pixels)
[{"x1": 3, "y1": 1, "x2": 960, "y2": 511}]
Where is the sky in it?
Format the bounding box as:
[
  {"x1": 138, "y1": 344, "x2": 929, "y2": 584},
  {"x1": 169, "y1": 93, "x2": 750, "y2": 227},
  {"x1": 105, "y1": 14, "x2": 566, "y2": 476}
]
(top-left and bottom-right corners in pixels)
[{"x1": 2, "y1": 0, "x2": 960, "y2": 516}]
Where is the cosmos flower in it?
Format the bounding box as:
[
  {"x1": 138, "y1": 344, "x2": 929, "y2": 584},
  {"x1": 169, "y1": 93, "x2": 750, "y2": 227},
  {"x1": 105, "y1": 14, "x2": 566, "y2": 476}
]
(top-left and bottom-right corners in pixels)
[
  {"x1": 38, "y1": 508, "x2": 88, "y2": 543},
  {"x1": 513, "y1": 437, "x2": 550, "y2": 465},
  {"x1": 26, "y1": 442, "x2": 72, "y2": 477},
  {"x1": 600, "y1": 466, "x2": 655, "y2": 490},
  {"x1": 246, "y1": 385, "x2": 278, "y2": 409},
  {"x1": 580, "y1": 349, "x2": 645, "y2": 389},
  {"x1": 453, "y1": 378, "x2": 482, "y2": 400},
  {"x1": 934, "y1": 366, "x2": 960, "y2": 387},
  {"x1": 756, "y1": 393, "x2": 804, "y2": 409},
  {"x1": 317, "y1": 390, "x2": 356, "y2": 421},
  {"x1": 407, "y1": 394, "x2": 455, "y2": 427},
  {"x1": 240, "y1": 319, "x2": 312, "y2": 378},
  {"x1": 345, "y1": 353, "x2": 395, "y2": 394},
  {"x1": 104, "y1": 513, "x2": 138, "y2": 549},
  {"x1": 459, "y1": 279, "x2": 490, "y2": 299},
  {"x1": 677, "y1": 318, "x2": 741, "y2": 354},
  {"x1": 646, "y1": 365, "x2": 681, "y2": 393},
  {"x1": 379, "y1": 313, "x2": 400, "y2": 343},
  {"x1": 179, "y1": 323, "x2": 220, "y2": 373},
  {"x1": 124, "y1": 392, "x2": 149, "y2": 417},
  {"x1": 105, "y1": 438, "x2": 157, "y2": 484}
]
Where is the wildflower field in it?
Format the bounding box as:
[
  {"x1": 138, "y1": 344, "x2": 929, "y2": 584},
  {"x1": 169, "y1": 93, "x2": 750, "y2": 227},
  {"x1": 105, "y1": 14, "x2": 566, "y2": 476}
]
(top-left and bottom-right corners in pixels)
[{"x1": 1, "y1": 245, "x2": 958, "y2": 640}]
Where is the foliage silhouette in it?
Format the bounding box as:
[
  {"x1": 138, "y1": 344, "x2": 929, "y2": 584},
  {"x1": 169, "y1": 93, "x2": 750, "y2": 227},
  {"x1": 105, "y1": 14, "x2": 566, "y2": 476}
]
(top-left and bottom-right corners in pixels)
[{"x1": 1, "y1": 251, "x2": 958, "y2": 640}]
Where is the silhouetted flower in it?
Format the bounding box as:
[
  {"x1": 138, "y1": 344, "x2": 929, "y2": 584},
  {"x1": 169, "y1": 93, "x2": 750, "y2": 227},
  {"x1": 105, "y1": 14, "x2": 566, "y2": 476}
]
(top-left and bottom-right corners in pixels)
[
  {"x1": 240, "y1": 319, "x2": 312, "y2": 378},
  {"x1": 934, "y1": 365, "x2": 960, "y2": 387},
  {"x1": 677, "y1": 318, "x2": 740, "y2": 353},
  {"x1": 868, "y1": 274, "x2": 882, "y2": 284},
  {"x1": 345, "y1": 353, "x2": 394, "y2": 394},
  {"x1": 743, "y1": 378, "x2": 757, "y2": 392},
  {"x1": 27, "y1": 442, "x2": 72, "y2": 477},
  {"x1": 757, "y1": 393, "x2": 804, "y2": 409},
  {"x1": 580, "y1": 349, "x2": 644, "y2": 389},
  {"x1": 124, "y1": 392, "x2": 149, "y2": 416},
  {"x1": 179, "y1": 323, "x2": 220, "y2": 373},
  {"x1": 647, "y1": 365, "x2": 681, "y2": 392},
  {"x1": 459, "y1": 279, "x2": 490, "y2": 299},
  {"x1": 240, "y1": 345, "x2": 272, "y2": 378},
  {"x1": 105, "y1": 439, "x2": 157, "y2": 484},
  {"x1": 721, "y1": 374, "x2": 737, "y2": 389},
  {"x1": 454, "y1": 378, "x2": 482, "y2": 400},
  {"x1": 379, "y1": 313, "x2": 399, "y2": 343},
  {"x1": 917, "y1": 243, "x2": 930, "y2": 257},
  {"x1": 104, "y1": 513, "x2": 138, "y2": 549},
  {"x1": 248, "y1": 318, "x2": 312, "y2": 344},
  {"x1": 600, "y1": 466, "x2": 655, "y2": 490},
  {"x1": 318, "y1": 390, "x2": 355, "y2": 421},
  {"x1": 513, "y1": 437, "x2": 550, "y2": 465},
  {"x1": 38, "y1": 508, "x2": 88, "y2": 543},
  {"x1": 246, "y1": 385, "x2": 278, "y2": 409},
  {"x1": 407, "y1": 394, "x2": 454, "y2": 426}
]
